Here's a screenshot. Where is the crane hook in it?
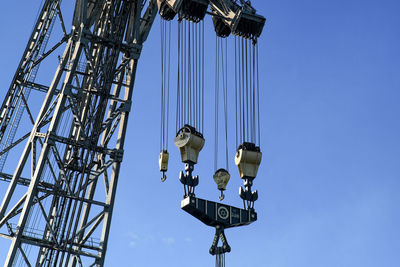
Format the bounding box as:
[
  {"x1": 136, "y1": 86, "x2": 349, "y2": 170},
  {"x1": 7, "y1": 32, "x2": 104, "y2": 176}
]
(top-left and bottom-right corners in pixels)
[
  {"x1": 161, "y1": 171, "x2": 167, "y2": 182},
  {"x1": 219, "y1": 190, "x2": 225, "y2": 201},
  {"x1": 213, "y1": 169, "x2": 230, "y2": 201},
  {"x1": 159, "y1": 150, "x2": 169, "y2": 182}
]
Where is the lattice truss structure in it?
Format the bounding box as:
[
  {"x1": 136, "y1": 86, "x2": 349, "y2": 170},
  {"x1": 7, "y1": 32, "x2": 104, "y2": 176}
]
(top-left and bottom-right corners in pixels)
[
  {"x1": 0, "y1": 0, "x2": 264, "y2": 266},
  {"x1": 0, "y1": 0, "x2": 157, "y2": 265}
]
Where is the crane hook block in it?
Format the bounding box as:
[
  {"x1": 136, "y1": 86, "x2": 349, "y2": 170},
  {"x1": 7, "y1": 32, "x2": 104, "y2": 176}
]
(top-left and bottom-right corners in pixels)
[
  {"x1": 159, "y1": 150, "x2": 169, "y2": 182},
  {"x1": 159, "y1": 150, "x2": 169, "y2": 172},
  {"x1": 174, "y1": 125, "x2": 205, "y2": 164},
  {"x1": 235, "y1": 142, "x2": 262, "y2": 179},
  {"x1": 213, "y1": 169, "x2": 230, "y2": 190},
  {"x1": 213, "y1": 169, "x2": 231, "y2": 201},
  {"x1": 212, "y1": 16, "x2": 231, "y2": 38}
]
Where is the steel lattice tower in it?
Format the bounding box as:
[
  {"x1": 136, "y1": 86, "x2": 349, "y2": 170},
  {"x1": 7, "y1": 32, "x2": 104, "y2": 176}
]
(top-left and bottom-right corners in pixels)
[{"x1": 0, "y1": 0, "x2": 157, "y2": 265}]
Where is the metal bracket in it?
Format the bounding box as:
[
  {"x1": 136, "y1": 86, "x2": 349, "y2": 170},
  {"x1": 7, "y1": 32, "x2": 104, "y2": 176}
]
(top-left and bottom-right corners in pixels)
[
  {"x1": 110, "y1": 149, "x2": 124, "y2": 162},
  {"x1": 209, "y1": 225, "x2": 231, "y2": 255},
  {"x1": 179, "y1": 162, "x2": 199, "y2": 197},
  {"x1": 239, "y1": 177, "x2": 258, "y2": 210},
  {"x1": 120, "y1": 100, "x2": 132, "y2": 112}
]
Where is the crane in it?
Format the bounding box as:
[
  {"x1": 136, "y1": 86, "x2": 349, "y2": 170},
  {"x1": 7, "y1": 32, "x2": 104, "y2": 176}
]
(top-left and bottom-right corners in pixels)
[{"x1": 0, "y1": 0, "x2": 265, "y2": 266}]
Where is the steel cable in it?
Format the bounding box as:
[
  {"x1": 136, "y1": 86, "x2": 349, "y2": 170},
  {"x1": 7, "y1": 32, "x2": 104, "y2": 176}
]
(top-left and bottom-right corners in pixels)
[
  {"x1": 223, "y1": 39, "x2": 229, "y2": 171},
  {"x1": 160, "y1": 19, "x2": 164, "y2": 151},
  {"x1": 176, "y1": 19, "x2": 204, "y2": 133},
  {"x1": 215, "y1": 36, "x2": 229, "y2": 172},
  {"x1": 160, "y1": 19, "x2": 171, "y2": 151},
  {"x1": 256, "y1": 42, "x2": 260, "y2": 146},
  {"x1": 234, "y1": 37, "x2": 260, "y2": 146}
]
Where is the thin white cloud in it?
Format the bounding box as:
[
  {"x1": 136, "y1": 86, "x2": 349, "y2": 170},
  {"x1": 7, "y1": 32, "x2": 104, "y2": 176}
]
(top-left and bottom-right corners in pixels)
[
  {"x1": 127, "y1": 232, "x2": 156, "y2": 248},
  {"x1": 127, "y1": 232, "x2": 139, "y2": 248},
  {"x1": 162, "y1": 237, "x2": 175, "y2": 245},
  {"x1": 128, "y1": 232, "x2": 139, "y2": 240}
]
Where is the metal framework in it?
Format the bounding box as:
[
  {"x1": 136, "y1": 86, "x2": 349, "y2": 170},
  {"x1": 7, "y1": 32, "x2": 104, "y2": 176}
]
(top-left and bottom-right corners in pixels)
[
  {"x1": 0, "y1": 0, "x2": 264, "y2": 266},
  {"x1": 0, "y1": 0, "x2": 157, "y2": 265}
]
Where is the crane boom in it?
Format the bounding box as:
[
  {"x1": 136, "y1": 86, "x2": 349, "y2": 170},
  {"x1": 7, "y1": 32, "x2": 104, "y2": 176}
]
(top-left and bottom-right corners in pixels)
[{"x1": 0, "y1": 1, "x2": 157, "y2": 266}]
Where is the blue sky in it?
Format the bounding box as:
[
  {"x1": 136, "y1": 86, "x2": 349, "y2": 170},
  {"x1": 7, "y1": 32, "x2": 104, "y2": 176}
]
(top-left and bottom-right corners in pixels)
[{"x1": 0, "y1": 0, "x2": 400, "y2": 266}]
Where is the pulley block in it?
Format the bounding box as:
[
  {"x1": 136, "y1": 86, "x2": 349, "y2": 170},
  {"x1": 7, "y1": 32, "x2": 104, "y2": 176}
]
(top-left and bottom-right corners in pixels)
[
  {"x1": 209, "y1": 0, "x2": 266, "y2": 40},
  {"x1": 231, "y1": 8, "x2": 265, "y2": 39},
  {"x1": 210, "y1": 225, "x2": 230, "y2": 255},
  {"x1": 212, "y1": 15, "x2": 231, "y2": 38},
  {"x1": 158, "y1": 0, "x2": 210, "y2": 23},
  {"x1": 159, "y1": 150, "x2": 169, "y2": 182},
  {"x1": 213, "y1": 168, "x2": 231, "y2": 200},
  {"x1": 180, "y1": 0, "x2": 210, "y2": 23},
  {"x1": 174, "y1": 124, "x2": 205, "y2": 164},
  {"x1": 157, "y1": 0, "x2": 177, "y2": 20},
  {"x1": 235, "y1": 142, "x2": 262, "y2": 179}
]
